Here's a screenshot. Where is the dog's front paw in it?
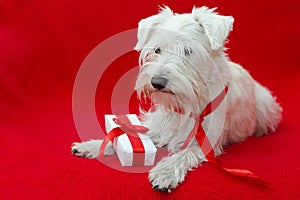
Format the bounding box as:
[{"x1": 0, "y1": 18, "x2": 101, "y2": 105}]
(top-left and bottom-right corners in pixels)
[
  {"x1": 149, "y1": 158, "x2": 186, "y2": 193},
  {"x1": 71, "y1": 140, "x2": 115, "y2": 158},
  {"x1": 71, "y1": 140, "x2": 101, "y2": 158},
  {"x1": 149, "y1": 167, "x2": 181, "y2": 193}
]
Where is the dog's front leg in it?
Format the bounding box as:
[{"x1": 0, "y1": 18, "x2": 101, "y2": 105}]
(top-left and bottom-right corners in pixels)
[
  {"x1": 71, "y1": 140, "x2": 115, "y2": 158},
  {"x1": 149, "y1": 145, "x2": 206, "y2": 192}
]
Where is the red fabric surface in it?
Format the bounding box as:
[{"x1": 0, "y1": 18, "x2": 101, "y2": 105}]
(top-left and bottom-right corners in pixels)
[{"x1": 1, "y1": 0, "x2": 300, "y2": 199}]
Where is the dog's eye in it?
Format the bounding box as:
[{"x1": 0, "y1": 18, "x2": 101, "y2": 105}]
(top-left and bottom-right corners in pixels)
[
  {"x1": 184, "y1": 47, "x2": 192, "y2": 56},
  {"x1": 154, "y1": 47, "x2": 161, "y2": 54}
]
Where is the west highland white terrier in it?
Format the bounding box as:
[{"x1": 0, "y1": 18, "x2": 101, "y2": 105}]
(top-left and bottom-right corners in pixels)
[{"x1": 72, "y1": 6, "x2": 282, "y2": 192}]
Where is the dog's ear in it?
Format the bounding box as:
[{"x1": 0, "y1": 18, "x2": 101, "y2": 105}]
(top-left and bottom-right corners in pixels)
[
  {"x1": 192, "y1": 6, "x2": 234, "y2": 50},
  {"x1": 134, "y1": 16, "x2": 160, "y2": 51},
  {"x1": 134, "y1": 6, "x2": 173, "y2": 51}
]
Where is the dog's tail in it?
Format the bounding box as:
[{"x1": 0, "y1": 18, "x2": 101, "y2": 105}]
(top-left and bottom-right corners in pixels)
[{"x1": 254, "y1": 82, "x2": 282, "y2": 137}]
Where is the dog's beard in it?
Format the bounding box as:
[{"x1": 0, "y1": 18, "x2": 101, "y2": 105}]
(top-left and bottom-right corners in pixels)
[
  {"x1": 140, "y1": 84, "x2": 189, "y2": 109},
  {"x1": 136, "y1": 76, "x2": 207, "y2": 116}
]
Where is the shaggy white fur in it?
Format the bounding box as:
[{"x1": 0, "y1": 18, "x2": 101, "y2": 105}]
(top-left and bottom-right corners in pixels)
[{"x1": 72, "y1": 6, "x2": 282, "y2": 193}]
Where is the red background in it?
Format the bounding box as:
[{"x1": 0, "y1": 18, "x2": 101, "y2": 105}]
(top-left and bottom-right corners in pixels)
[{"x1": 1, "y1": 0, "x2": 300, "y2": 199}]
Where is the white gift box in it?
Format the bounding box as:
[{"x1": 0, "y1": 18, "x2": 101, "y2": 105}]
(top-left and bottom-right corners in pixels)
[{"x1": 105, "y1": 114, "x2": 157, "y2": 166}]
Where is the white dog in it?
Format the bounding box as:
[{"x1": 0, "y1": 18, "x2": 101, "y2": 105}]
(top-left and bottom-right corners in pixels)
[{"x1": 72, "y1": 6, "x2": 282, "y2": 192}]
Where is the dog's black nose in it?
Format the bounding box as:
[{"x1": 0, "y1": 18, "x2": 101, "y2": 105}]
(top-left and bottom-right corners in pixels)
[{"x1": 151, "y1": 77, "x2": 168, "y2": 90}]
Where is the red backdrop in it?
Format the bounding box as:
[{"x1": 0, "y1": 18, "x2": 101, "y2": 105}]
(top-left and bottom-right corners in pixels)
[{"x1": 1, "y1": 0, "x2": 300, "y2": 199}]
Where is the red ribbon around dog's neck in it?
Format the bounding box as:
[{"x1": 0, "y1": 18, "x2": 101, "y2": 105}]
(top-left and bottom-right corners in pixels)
[{"x1": 180, "y1": 85, "x2": 268, "y2": 183}]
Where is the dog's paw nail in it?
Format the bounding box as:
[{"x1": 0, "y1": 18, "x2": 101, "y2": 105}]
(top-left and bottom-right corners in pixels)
[
  {"x1": 72, "y1": 149, "x2": 78, "y2": 154},
  {"x1": 159, "y1": 188, "x2": 169, "y2": 193},
  {"x1": 152, "y1": 185, "x2": 159, "y2": 190}
]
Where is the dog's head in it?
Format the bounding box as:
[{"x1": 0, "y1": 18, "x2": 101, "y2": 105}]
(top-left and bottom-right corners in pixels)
[{"x1": 135, "y1": 6, "x2": 233, "y2": 114}]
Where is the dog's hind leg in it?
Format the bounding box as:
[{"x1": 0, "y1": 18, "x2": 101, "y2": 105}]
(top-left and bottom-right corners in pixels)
[{"x1": 254, "y1": 82, "x2": 282, "y2": 137}]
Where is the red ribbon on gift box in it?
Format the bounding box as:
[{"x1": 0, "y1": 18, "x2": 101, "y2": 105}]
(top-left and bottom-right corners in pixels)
[{"x1": 99, "y1": 115, "x2": 149, "y2": 166}]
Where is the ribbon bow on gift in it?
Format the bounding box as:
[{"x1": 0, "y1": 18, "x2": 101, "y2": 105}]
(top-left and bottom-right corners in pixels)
[
  {"x1": 112, "y1": 118, "x2": 149, "y2": 133},
  {"x1": 99, "y1": 115, "x2": 149, "y2": 158}
]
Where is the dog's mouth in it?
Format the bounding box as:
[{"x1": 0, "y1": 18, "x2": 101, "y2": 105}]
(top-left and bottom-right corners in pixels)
[
  {"x1": 143, "y1": 85, "x2": 175, "y2": 96},
  {"x1": 154, "y1": 89, "x2": 175, "y2": 95}
]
